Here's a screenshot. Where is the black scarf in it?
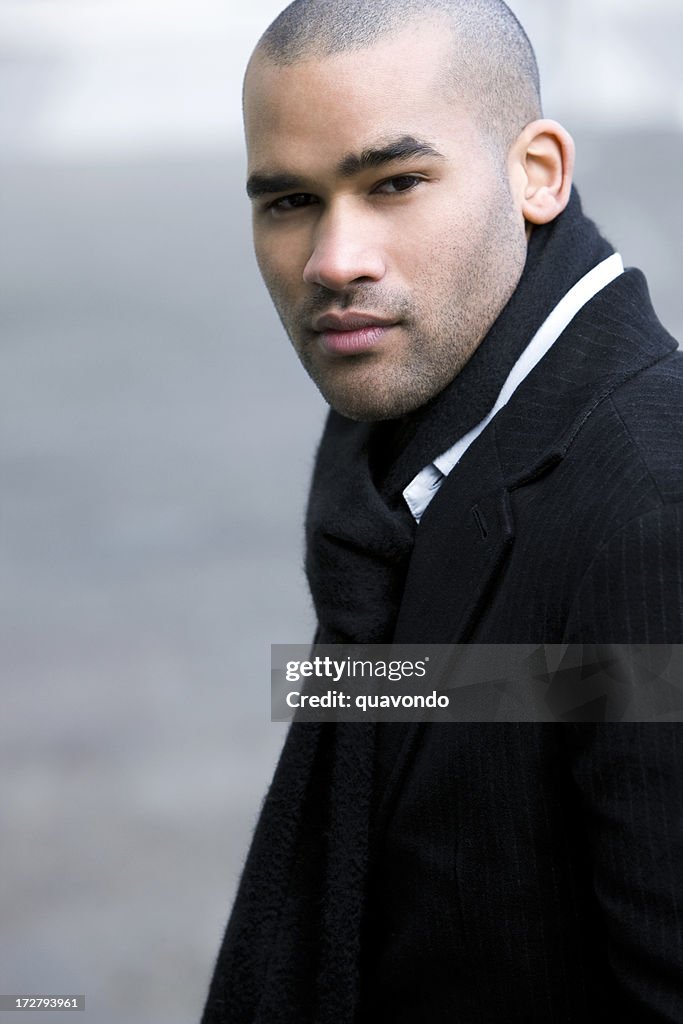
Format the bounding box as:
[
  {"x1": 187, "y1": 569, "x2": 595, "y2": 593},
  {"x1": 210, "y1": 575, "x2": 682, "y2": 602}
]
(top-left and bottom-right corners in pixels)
[
  {"x1": 305, "y1": 188, "x2": 613, "y2": 643},
  {"x1": 201, "y1": 189, "x2": 614, "y2": 1024}
]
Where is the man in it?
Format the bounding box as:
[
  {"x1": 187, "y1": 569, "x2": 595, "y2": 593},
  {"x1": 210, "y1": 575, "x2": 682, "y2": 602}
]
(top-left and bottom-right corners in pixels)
[{"x1": 203, "y1": 1, "x2": 683, "y2": 1020}]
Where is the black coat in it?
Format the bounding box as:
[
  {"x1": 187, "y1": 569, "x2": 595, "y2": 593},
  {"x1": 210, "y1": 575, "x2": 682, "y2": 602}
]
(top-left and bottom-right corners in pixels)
[
  {"x1": 203, "y1": 267, "x2": 683, "y2": 1023},
  {"x1": 366, "y1": 266, "x2": 683, "y2": 1022}
]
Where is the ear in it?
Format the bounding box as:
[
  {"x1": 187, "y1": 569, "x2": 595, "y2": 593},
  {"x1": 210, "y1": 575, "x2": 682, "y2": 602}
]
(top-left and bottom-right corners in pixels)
[{"x1": 508, "y1": 119, "x2": 575, "y2": 226}]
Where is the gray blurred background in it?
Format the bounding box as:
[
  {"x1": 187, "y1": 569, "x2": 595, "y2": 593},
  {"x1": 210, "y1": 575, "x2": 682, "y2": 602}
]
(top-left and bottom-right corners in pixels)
[{"x1": 1, "y1": 2, "x2": 681, "y2": 1021}]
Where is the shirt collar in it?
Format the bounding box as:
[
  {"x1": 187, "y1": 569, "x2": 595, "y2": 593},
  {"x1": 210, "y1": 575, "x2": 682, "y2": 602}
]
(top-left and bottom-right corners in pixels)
[{"x1": 403, "y1": 252, "x2": 625, "y2": 523}]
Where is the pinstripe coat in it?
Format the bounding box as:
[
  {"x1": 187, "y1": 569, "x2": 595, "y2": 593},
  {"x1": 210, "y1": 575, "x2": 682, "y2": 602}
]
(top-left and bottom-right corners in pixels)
[
  {"x1": 203, "y1": 265, "x2": 683, "y2": 1023},
  {"x1": 362, "y1": 265, "x2": 683, "y2": 1021}
]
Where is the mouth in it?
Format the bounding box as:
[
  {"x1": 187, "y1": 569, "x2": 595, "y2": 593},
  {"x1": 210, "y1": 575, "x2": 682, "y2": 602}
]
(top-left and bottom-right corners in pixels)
[{"x1": 312, "y1": 312, "x2": 399, "y2": 356}]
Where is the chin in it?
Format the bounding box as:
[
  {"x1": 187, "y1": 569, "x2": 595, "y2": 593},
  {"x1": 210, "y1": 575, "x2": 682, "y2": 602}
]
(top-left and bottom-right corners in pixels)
[{"x1": 321, "y1": 387, "x2": 430, "y2": 423}]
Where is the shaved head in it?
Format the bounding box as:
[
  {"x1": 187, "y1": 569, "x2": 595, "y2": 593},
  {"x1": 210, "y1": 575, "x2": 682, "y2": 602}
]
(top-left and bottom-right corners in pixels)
[
  {"x1": 253, "y1": 0, "x2": 542, "y2": 153},
  {"x1": 242, "y1": 1, "x2": 572, "y2": 421}
]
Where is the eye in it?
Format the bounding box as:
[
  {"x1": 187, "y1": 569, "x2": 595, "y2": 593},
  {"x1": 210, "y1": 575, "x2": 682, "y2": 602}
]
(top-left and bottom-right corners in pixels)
[
  {"x1": 374, "y1": 174, "x2": 423, "y2": 195},
  {"x1": 267, "y1": 193, "x2": 318, "y2": 214}
]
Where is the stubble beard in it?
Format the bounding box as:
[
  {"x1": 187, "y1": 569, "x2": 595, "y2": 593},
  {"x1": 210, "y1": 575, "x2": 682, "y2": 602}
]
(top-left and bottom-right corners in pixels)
[
  {"x1": 265, "y1": 190, "x2": 527, "y2": 422},
  {"x1": 282, "y1": 286, "x2": 456, "y2": 422},
  {"x1": 279, "y1": 302, "x2": 481, "y2": 422}
]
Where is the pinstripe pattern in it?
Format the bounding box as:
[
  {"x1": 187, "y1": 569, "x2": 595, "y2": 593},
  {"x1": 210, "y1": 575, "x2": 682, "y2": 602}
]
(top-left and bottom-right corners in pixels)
[{"x1": 364, "y1": 269, "x2": 683, "y2": 1021}]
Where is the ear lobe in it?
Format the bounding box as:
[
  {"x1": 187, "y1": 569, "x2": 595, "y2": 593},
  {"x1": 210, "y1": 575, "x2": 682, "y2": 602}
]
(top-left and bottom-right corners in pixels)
[{"x1": 511, "y1": 119, "x2": 575, "y2": 226}]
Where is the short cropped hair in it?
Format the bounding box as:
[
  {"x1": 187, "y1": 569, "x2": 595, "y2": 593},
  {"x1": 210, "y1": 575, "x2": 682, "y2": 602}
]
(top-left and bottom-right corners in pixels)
[{"x1": 255, "y1": 0, "x2": 543, "y2": 152}]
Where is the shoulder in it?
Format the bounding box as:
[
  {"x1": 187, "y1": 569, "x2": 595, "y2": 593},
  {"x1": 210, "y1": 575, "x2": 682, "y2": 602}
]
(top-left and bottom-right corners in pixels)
[
  {"x1": 561, "y1": 358, "x2": 683, "y2": 641},
  {"x1": 606, "y1": 349, "x2": 683, "y2": 504},
  {"x1": 504, "y1": 294, "x2": 683, "y2": 642},
  {"x1": 546, "y1": 266, "x2": 683, "y2": 520}
]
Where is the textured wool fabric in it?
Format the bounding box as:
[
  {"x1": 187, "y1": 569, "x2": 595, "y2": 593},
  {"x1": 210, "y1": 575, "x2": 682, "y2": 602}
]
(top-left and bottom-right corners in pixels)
[
  {"x1": 305, "y1": 188, "x2": 613, "y2": 645},
  {"x1": 202, "y1": 719, "x2": 377, "y2": 1024},
  {"x1": 203, "y1": 205, "x2": 683, "y2": 1022}
]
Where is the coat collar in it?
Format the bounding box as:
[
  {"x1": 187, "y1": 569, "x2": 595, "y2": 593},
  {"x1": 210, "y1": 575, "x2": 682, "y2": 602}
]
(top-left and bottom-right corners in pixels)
[
  {"x1": 393, "y1": 268, "x2": 678, "y2": 645},
  {"x1": 495, "y1": 268, "x2": 677, "y2": 486}
]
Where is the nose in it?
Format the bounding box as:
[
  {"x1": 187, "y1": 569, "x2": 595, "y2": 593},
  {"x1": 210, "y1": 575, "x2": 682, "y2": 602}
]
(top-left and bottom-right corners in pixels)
[{"x1": 302, "y1": 205, "x2": 386, "y2": 291}]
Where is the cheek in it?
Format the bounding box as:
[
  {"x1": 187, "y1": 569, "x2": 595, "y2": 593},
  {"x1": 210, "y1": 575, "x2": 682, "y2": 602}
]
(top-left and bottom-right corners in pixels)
[
  {"x1": 387, "y1": 225, "x2": 442, "y2": 283},
  {"x1": 254, "y1": 231, "x2": 307, "y2": 297},
  {"x1": 253, "y1": 248, "x2": 304, "y2": 330},
  {"x1": 392, "y1": 195, "x2": 482, "y2": 272}
]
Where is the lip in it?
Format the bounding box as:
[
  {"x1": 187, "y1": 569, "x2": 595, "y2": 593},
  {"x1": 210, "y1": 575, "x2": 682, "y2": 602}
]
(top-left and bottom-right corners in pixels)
[
  {"x1": 313, "y1": 311, "x2": 397, "y2": 332},
  {"x1": 313, "y1": 311, "x2": 399, "y2": 356}
]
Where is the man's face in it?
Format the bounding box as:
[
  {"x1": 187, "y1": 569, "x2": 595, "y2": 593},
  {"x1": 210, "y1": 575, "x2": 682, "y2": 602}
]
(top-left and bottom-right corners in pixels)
[{"x1": 243, "y1": 21, "x2": 528, "y2": 421}]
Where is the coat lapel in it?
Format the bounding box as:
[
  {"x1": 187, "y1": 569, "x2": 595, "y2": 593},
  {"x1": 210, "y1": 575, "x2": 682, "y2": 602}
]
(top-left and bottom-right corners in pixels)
[{"x1": 393, "y1": 424, "x2": 515, "y2": 644}]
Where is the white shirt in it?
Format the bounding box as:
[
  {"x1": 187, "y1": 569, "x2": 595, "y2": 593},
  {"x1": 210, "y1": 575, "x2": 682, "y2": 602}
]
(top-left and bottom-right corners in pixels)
[{"x1": 403, "y1": 252, "x2": 625, "y2": 523}]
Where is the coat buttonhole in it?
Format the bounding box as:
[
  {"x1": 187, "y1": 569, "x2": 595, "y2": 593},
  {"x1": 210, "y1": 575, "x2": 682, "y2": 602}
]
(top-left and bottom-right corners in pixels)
[{"x1": 472, "y1": 505, "x2": 488, "y2": 539}]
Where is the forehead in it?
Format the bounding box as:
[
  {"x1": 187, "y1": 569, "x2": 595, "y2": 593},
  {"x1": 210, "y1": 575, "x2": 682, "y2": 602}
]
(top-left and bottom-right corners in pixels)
[{"x1": 243, "y1": 21, "x2": 475, "y2": 172}]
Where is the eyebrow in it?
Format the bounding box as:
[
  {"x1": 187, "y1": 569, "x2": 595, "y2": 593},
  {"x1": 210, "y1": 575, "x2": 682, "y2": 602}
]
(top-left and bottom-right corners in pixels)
[
  {"x1": 246, "y1": 172, "x2": 308, "y2": 200},
  {"x1": 245, "y1": 134, "x2": 444, "y2": 199},
  {"x1": 337, "y1": 135, "x2": 444, "y2": 176}
]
